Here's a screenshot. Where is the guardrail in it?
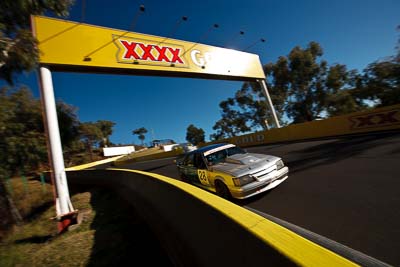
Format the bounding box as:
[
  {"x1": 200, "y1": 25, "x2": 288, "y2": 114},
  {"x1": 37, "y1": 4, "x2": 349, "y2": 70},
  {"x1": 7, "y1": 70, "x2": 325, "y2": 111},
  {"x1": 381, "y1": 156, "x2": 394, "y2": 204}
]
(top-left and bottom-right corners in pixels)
[{"x1": 64, "y1": 168, "x2": 370, "y2": 266}]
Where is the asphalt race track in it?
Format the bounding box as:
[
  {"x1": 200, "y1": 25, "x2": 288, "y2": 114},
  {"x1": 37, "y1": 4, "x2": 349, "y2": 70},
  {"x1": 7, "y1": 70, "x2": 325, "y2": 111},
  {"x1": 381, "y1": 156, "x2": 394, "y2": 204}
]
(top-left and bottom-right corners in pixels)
[{"x1": 100, "y1": 132, "x2": 400, "y2": 266}]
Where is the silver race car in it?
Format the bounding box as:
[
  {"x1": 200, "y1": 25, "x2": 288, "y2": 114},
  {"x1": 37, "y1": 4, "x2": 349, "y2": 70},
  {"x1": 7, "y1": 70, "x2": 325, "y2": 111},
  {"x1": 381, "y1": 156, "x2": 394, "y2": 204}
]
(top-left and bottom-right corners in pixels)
[{"x1": 176, "y1": 143, "x2": 289, "y2": 199}]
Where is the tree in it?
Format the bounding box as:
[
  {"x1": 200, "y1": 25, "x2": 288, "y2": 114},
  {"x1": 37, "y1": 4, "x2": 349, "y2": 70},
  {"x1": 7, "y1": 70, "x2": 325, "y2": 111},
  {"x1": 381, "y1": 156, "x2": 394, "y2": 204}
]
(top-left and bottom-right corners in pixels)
[
  {"x1": 360, "y1": 59, "x2": 400, "y2": 107},
  {"x1": 95, "y1": 120, "x2": 116, "y2": 147},
  {"x1": 211, "y1": 100, "x2": 251, "y2": 140},
  {"x1": 0, "y1": 86, "x2": 46, "y2": 176},
  {"x1": 351, "y1": 26, "x2": 400, "y2": 107},
  {"x1": 323, "y1": 65, "x2": 365, "y2": 116},
  {"x1": 284, "y1": 42, "x2": 327, "y2": 122},
  {"x1": 79, "y1": 122, "x2": 103, "y2": 161},
  {"x1": 186, "y1": 124, "x2": 205, "y2": 145},
  {"x1": 57, "y1": 101, "x2": 80, "y2": 149},
  {"x1": 0, "y1": 0, "x2": 74, "y2": 83},
  {"x1": 132, "y1": 127, "x2": 148, "y2": 146},
  {"x1": 0, "y1": 86, "x2": 85, "y2": 175},
  {"x1": 212, "y1": 42, "x2": 365, "y2": 138},
  {"x1": 270, "y1": 42, "x2": 363, "y2": 122}
]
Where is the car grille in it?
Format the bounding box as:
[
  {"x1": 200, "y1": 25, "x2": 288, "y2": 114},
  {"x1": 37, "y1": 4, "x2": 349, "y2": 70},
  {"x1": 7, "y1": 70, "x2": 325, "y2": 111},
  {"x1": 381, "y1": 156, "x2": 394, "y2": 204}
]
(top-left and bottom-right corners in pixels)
[{"x1": 251, "y1": 166, "x2": 276, "y2": 181}]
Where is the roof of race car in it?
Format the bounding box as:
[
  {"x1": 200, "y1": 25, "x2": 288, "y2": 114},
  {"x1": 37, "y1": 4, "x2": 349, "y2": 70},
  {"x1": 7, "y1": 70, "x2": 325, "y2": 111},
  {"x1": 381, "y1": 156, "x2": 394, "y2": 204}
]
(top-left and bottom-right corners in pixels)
[{"x1": 196, "y1": 143, "x2": 236, "y2": 154}]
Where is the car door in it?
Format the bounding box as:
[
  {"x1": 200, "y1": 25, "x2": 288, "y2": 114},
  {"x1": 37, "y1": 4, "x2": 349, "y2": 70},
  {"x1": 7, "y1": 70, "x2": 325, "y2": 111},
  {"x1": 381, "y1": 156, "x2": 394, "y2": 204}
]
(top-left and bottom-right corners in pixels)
[
  {"x1": 182, "y1": 153, "x2": 198, "y2": 183},
  {"x1": 193, "y1": 153, "x2": 211, "y2": 188}
]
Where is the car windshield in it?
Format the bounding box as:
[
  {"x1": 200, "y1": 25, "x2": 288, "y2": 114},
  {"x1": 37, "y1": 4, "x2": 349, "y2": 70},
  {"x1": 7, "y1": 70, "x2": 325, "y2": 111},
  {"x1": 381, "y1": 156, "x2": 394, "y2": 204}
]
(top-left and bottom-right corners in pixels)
[{"x1": 204, "y1": 146, "x2": 246, "y2": 166}]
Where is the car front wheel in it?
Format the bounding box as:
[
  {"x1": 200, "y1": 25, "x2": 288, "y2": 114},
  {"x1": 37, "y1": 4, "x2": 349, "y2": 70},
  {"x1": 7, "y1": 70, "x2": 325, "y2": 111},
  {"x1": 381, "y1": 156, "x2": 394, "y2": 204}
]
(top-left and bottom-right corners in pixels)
[
  {"x1": 215, "y1": 180, "x2": 231, "y2": 199},
  {"x1": 180, "y1": 172, "x2": 189, "y2": 183}
]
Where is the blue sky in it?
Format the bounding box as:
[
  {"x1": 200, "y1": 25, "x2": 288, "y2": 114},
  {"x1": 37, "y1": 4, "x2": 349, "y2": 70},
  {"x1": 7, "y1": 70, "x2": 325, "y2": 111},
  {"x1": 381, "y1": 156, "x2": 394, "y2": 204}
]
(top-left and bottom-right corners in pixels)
[{"x1": 2, "y1": 0, "x2": 399, "y2": 145}]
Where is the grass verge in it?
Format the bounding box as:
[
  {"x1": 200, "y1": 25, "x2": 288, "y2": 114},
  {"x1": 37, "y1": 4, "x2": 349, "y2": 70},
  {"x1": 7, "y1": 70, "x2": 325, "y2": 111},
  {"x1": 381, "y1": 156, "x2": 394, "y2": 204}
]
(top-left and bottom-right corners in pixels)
[{"x1": 0, "y1": 185, "x2": 172, "y2": 267}]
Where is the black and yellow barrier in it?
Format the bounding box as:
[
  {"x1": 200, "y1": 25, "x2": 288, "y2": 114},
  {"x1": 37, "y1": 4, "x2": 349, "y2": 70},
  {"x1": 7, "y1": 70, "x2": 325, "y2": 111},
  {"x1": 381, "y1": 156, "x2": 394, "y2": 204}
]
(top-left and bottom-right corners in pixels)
[
  {"x1": 65, "y1": 169, "x2": 365, "y2": 266},
  {"x1": 220, "y1": 104, "x2": 400, "y2": 148}
]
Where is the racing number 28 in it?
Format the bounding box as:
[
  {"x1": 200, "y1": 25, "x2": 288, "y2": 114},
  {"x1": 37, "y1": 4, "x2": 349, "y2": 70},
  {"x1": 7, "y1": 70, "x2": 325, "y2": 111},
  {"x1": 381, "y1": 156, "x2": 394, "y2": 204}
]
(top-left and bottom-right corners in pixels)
[{"x1": 198, "y1": 170, "x2": 210, "y2": 185}]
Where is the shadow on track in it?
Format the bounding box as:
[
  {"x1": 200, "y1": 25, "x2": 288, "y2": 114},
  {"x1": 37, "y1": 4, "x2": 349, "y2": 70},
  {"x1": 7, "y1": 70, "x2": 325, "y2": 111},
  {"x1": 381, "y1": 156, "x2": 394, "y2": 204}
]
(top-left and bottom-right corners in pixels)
[{"x1": 284, "y1": 133, "x2": 399, "y2": 174}]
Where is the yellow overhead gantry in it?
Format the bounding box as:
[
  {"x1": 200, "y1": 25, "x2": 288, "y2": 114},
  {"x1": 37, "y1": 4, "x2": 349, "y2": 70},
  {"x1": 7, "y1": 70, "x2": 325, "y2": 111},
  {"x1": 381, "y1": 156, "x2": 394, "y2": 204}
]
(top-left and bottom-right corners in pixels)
[{"x1": 31, "y1": 15, "x2": 280, "y2": 231}]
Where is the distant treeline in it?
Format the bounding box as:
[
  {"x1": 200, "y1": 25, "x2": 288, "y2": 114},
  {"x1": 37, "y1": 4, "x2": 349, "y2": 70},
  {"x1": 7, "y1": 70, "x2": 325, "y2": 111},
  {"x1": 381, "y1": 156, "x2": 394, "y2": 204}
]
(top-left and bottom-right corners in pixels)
[
  {"x1": 0, "y1": 87, "x2": 116, "y2": 177},
  {"x1": 210, "y1": 40, "x2": 400, "y2": 140}
]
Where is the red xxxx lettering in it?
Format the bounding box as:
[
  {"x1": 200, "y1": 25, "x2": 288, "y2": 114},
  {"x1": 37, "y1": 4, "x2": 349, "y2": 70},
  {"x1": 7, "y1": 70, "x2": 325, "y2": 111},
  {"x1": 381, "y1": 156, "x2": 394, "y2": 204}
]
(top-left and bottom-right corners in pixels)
[
  {"x1": 139, "y1": 43, "x2": 156, "y2": 61},
  {"x1": 168, "y1": 48, "x2": 184, "y2": 64},
  {"x1": 376, "y1": 111, "x2": 399, "y2": 124},
  {"x1": 120, "y1": 41, "x2": 140, "y2": 59},
  {"x1": 154, "y1": 46, "x2": 170, "y2": 62},
  {"x1": 119, "y1": 40, "x2": 184, "y2": 64},
  {"x1": 351, "y1": 110, "x2": 400, "y2": 129}
]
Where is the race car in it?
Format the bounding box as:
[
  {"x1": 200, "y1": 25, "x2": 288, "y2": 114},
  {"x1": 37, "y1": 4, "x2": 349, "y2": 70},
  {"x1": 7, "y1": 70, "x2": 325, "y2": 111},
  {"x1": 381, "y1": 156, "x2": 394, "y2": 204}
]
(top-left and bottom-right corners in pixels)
[{"x1": 175, "y1": 143, "x2": 289, "y2": 199}]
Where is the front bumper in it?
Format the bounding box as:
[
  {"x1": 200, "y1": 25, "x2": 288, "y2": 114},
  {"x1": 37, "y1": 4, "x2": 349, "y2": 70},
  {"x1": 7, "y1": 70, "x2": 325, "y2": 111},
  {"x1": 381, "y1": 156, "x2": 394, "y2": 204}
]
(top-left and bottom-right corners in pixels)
[{"x1": 230, "y1": 166, "x2": 289, "y2": 199}]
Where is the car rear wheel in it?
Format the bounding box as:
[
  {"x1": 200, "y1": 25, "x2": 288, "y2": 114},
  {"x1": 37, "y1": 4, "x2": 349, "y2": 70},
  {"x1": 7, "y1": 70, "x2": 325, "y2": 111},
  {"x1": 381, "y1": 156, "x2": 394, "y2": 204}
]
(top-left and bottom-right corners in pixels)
[{"x1": 215, "y1": 180, "x2": 231, "y2": 199}]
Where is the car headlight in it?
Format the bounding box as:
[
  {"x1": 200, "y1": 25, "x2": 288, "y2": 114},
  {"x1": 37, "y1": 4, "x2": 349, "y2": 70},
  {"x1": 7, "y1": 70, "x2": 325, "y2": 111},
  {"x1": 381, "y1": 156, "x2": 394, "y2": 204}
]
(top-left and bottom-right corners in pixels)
[
  {"x1": 233, "y1": 175, "x2": 256, "y2": 187},
  {"x1": 276, "y1": 159, "x2": 284, "y2": 170}
]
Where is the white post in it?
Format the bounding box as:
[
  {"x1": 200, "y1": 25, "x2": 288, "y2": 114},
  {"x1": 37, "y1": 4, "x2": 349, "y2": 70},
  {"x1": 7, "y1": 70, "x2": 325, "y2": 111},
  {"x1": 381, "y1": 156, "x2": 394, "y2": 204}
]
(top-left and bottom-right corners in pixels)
[
  {"x1": 259, "y1": 79, "x2": 281, "y2": 128},
  {"x1": 39, "y1": 66, "x2": 74, "y2": 217}
]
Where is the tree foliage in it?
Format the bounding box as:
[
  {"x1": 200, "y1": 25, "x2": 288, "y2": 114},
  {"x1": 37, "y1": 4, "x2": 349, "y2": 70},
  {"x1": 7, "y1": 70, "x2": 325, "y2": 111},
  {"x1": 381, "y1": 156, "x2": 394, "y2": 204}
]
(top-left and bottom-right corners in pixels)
[
  {"x1": 0, "y1": 87, "x2": 46, "y2": 176},
  {"x1": 284, "y1": 42, "x2": 327, "y2": 122},
  {"x1": 211, "y1": 79, "x2": 287, "y2": 140},
  {"x1": 132, "y1": 127, "x2": 148, "y2": 145},
  {"x1": 79, "y1": 122, "x2": 103, "y2": 161},
  {"x1": 332, "y1": 27, "x2": 400, "y2": 109},
  {"x1": 0, "y1": 0, "x2": 74, "y2": 83},
  {"x1": 280, "y1": 42, "x2": 364, "y2": 123},
  {"x1": 212, "y1": 39, "x2": 400, "y2": 138},
  {"x1": 186, "y1": 124, "x2": 205, "y2": 145},
  {"x1": 0, "y1": 86, "x2": 85, "y2": 175},
  {"x1": 78, "y1": 120, "x2": 115, "y2": 159},
  {"x1": 360, "y1": 58, "x2": 400, "y2": 106},
  {"x1": 79, "y1": 123, "x2": 103, "y2": 147},
  {"x1": 57, "y1": 101, "x2": 80, "y2": 149},
  {"x1": 0, "y1": 86, "x2": 116, "y2": 176},
  {"x1": 95, "y1": 120, "x2": 116, "y2": 147}
]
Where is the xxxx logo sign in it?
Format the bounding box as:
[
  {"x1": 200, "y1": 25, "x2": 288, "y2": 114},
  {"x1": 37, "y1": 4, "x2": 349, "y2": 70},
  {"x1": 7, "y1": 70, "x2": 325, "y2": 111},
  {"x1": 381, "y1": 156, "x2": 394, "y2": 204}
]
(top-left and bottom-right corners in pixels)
[
  {"x1": 113, "y1": 35, "x2": 187, "y2": 67},
  {"x1": 349, "y1": 109, "x2": 400, "y2": 129}
]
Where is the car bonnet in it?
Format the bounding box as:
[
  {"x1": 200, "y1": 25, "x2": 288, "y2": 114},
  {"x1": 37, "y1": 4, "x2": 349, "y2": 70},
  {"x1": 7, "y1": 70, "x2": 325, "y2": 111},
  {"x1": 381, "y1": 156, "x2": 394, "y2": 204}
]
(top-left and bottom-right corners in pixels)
[{"x1": 212, "y1": 153, "x2": 279, "y2": 177}]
